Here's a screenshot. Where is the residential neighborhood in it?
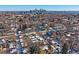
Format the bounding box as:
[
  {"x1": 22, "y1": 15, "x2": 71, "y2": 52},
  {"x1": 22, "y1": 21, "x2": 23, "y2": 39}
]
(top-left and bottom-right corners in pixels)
[{"x1": 0, "y1": 9, "x2": 79, "y2": 54}]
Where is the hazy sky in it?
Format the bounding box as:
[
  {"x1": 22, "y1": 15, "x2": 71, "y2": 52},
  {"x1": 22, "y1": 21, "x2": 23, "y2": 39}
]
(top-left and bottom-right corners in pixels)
[{"x1": 0, "y1": 5, "x2": 79, "y2": 11}]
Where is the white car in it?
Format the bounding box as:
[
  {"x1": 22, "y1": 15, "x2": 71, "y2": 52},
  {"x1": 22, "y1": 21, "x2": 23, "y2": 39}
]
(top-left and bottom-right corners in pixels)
[
  {"x1": 10, "y1": 49, "x2": 17, "y2": 53},
  {"x1": 9, "y1": 43, "x2": 14, "y2": 48},
  {"x1": 2, "y1": 39, "x2": 6, "y2": 43},
  {"x1": 18, "y1": 31, "x2": 22, "y2": 34},
  {"x1": 42, "y1": 45, "x2": 48, "y2": 50},
  {"x1": 15, "y1": 33, "x2": 18, "y2": 36},
  {"x1": 19, "y1": 35, "x2": 23, "y2": 39},
  {"x1": 21, "y1": 42, "x2": 24, "y2": 47},
  {"x1": 19, "y1": 39, "x2": 23, "y2": 42}
]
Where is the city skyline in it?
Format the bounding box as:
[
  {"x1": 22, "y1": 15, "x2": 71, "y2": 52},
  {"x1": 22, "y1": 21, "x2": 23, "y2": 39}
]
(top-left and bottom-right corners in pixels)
[{"x1": 0, "y1": 5, "x2": 79, "y2": 11}]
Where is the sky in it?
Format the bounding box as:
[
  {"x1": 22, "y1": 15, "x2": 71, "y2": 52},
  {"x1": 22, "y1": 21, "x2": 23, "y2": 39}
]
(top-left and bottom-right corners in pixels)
[{"x1": 0, "y1": 5, "x2": 79, "y2": 11}]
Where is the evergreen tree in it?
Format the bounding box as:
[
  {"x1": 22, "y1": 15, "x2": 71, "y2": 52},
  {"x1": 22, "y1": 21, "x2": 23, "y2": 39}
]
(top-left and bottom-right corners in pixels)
[
  {"x1": 61, "y1": 43, "x2": 68, "y2": 54},
  {"x1": 29, "y1": 45, "x2": 40, "y2": 54}
]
